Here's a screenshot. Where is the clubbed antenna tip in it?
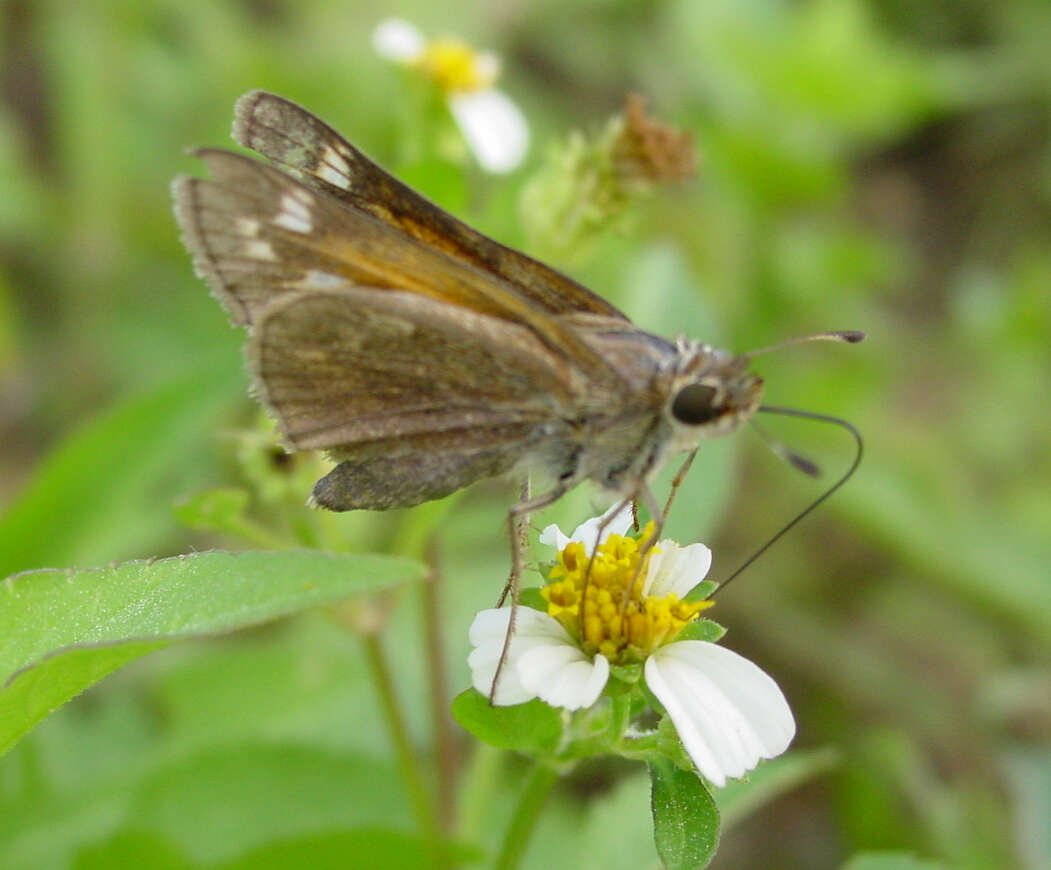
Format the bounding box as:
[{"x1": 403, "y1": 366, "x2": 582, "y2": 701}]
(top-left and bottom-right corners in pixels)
[{"x1": 744, "y1": 329, "x2": 866, "y2": 359}]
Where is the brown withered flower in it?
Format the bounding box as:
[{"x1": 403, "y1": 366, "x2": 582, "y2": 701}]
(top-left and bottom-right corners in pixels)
[{"x1": 612, "y1": 93, "x2": 698, "y2": 185}]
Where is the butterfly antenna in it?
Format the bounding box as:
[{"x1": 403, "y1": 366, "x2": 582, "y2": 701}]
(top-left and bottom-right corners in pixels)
[
  {"x1": 750, "y1": 419, "x2": 821, "y2": 477},
  {"x1": 711, "y1": 406, "x2": 863, "y2": 596},
  {"x1": 743, "y1": 329, "x2": 865, "y2": 359}
]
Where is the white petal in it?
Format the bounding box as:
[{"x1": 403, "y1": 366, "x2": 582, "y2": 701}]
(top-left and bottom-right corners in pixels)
[
  {"x1": 519, "y1": 646, "x2": 610, "y2": 710},
  {"x1": 372, "y1": 18, "x2": 425, "y2": 62},
  {"x1": 468, "y1": 605, "x2": 567, "y2": 646},
  {"x1": 539, "y1": 502, "x2": 635, "y2": 555},
  {"x1": 467, "y1": 607, "x2": 575, "y2": 706},
  {"x1": 568, "y1": 502, "x2": 635, "y2": 553},
  {"x1": 645, "y1": 641, "x2": 795, "y2": 787},
  {"x1": 538, "y1": 523, "x2": 571, "y2": 551},
  {"x1": 448, "y1": 90, "x2": 529, "y2": 174},
  {"x1": 643, "y1": 541, "x2": 713, "y2": 599}
]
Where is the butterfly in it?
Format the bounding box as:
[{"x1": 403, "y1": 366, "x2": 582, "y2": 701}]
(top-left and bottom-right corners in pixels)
[{"x1": 172, "y1": 92, "x2": 858, "y2": 590}]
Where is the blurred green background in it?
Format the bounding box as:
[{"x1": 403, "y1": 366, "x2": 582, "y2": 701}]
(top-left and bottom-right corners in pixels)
[{"x1": 0, "y1": 1, "x2": 1048, "y2": 868}]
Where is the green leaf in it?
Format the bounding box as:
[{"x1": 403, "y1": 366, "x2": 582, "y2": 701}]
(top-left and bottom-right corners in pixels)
[
  {"x1": 451, "y1": 690, "x2": 562, "y2": 754},
  {"x1": 648, "y1": 757, "x2": 720, "y2": 870},
  {"x1": 517, "y1": 587, "x2": 547, "y2": 612},
  {"x1": 674, "y1": 619, "x2": 726, "y2": 643},
  {"x1": 685, "y1": 580, "x2": 718, "y2": 602},
  {"x1": 0, "y1": 550, "x2": 424, "y2": 756},
  {"x1": 839, "y1": 852, "x2": 952, "y2": 870},
  {"x1": 654, "y1": 715, "x2": 696, "y2": 771},
  {"x1": 716, "y1": 746, "x2": 839, "y2": 829},
  {"x1": 0, "y1": 363, "x2": 241, "y2": 577}
]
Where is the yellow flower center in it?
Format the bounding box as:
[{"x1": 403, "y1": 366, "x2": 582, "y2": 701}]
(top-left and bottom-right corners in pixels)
[
  {"x1": 541, "y1": 523, "x2": 713, "y2": 663},
  {"x1": 415, "y1": 39, "x2": 495, "y2": 93}
]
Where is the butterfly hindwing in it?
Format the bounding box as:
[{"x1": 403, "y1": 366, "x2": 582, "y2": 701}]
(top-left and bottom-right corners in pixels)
[{"x1": 249, "y1": 285, "x2": 578, "y2": 452}]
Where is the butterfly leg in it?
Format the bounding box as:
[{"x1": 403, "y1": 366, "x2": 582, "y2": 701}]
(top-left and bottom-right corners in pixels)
[
  {"x1": 574, "y1": 493, "x2": 636, "y2": 642},
  {"x1": 487, "y1": 482, "x2": 570, "y2": 704},
  {"x1": 657, "y1": 449, "x2": 698, "y2": 533},
  {"x1": 617, "y1": 480, "x2": 673, "y2": 635},
  {"x1": 496, "y1": 475, "x2": 532, "y2": 608},
  {"x1": 622, "y1": 449, "x2": 698, "y2": 599}
]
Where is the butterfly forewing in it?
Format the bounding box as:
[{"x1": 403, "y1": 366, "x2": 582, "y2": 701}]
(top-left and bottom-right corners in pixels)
[
  {"x1": 232, "y1": 90, "x2": 629, "y2": 320},
  {"x1": 174, "y1": 146, "x2": 624, "y2": 380},
  {"x1": 174, "y1": 151, "x2": 372, "y2": 325}
]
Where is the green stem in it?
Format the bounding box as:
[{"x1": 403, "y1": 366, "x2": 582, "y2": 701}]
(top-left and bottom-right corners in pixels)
[
  {"x1": 360, "y1": 634, "x2": 440, "y2": 847},
  {"x1": 389, "y1": 504, "x2": 461, "y2": 836},
  {"x1": 608, "y1": 691, "x2": 632, "y2": 739},
  {"x1": 493, "y1": 761, "x2": 559, "y2": 870},
  {"x1": 420, "y1": 545, "x2": 457, "y2": 834},
  {"x1": 457, "y1": 742, "x2": 503, "y2": 844},
  {"x1": 389, "y1": 495, "x2": 461, "y2": 559},
  {"x1": 619, "y1": 733, "x2": 660, "y2": 760},
  {"x1": 566, "y1": 692, "x2": 636, "y2": 758}
]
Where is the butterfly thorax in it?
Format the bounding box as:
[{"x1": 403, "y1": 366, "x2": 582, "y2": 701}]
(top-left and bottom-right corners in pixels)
[{"x1": 556, "y1": 325, "x2": 764, "y2": 494}]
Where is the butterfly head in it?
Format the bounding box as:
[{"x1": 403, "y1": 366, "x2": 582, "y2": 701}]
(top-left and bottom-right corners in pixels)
[{"x1": 664, "y1": 342, "x2": 764, "y2": 446}]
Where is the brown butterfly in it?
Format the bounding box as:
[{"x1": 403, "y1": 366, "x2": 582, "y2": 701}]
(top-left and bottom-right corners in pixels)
[{"x1": 172, "y1": 91, "x2": 857, "y2": 588}]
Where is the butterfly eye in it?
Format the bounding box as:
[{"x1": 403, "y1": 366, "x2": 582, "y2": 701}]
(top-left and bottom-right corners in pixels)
[{"x1": 671, "y1": 383, "x2": 722, "y2": 425}]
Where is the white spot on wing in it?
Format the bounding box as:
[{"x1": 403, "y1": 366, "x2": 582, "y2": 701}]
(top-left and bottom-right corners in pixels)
[
  {"x1": 274, "y1": 212, "x2": 312, "y2": 233},
  {"x1": 297, "y1": 270, "x2": 346, "y2": 290},
  {"x1": 274, "y1": 193, "x2": 313, "y2": 233},
  {"x1": 236, "y1": 217, "x2": 260, "y2": 236},
  {"x1": 244, "y1": 240, "x2": 277, "y2": 261},
  {"x1": 319, "y1": 146, "x2": 352, "y2": 189}
]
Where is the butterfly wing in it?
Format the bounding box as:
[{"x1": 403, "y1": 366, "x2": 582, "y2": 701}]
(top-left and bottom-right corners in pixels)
[
  {"x1": 250, "y1": 285, "x2": 597, "y2": 510},
  {"x1": 173, "y1": 148, "x2": 624, "y2": 382},
  {"x1": 250, "y1": 284, "x2": 580, "y2": 451},
  {"x1": 232, "y1": 90, "x2": 630, "y2": 321},
  {"x1": 249, "y1": 283, "x2": 594, "y2": 506}
]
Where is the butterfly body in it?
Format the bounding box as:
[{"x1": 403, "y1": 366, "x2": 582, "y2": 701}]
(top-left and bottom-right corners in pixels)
[{"x1": 173, "y1": 92, "x2": 763, "y2": 514}]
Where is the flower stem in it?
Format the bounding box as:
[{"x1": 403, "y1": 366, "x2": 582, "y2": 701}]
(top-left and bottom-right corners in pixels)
[
  {"x1": 360, "y1": 634, "x2": 440, "y2": 846},
  {"x1": 420, "y1": 543, "x2": 458, "y2": 833},
  {"x1": 457, "y1": 742, "x2": 503, "y2": 843},
  {"x1": 608, "y1": 691, "x2": 632, "y2": 739},
  {"x1": 389, "y1": 502, "x2": 462, "y2": 836},
  {"x1": 493, "y1": 761, "x2": 559, "y2": 870}
]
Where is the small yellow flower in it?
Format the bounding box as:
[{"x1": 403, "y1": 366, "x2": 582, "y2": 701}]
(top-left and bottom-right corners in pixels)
[
  {"x1": 372, "y1": 18, "x2": 529, "y2": 173},
  {"x1": 414, "y1": 38, "x2": 499, "y2": 93}
]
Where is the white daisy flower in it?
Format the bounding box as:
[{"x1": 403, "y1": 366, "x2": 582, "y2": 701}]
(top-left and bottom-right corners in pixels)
[
  {"x1": 372, "y1": 18, "x2": 529, "y2": 173},
  {"x1": 467, "y1": 513, "x2": 795, "y2": 787}
]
